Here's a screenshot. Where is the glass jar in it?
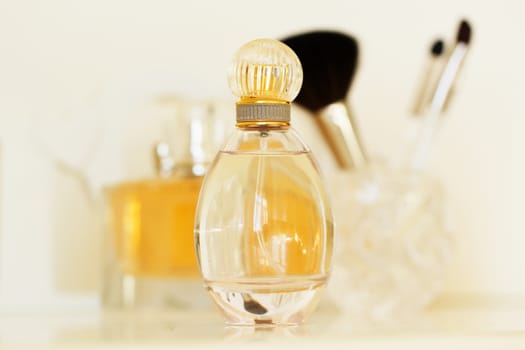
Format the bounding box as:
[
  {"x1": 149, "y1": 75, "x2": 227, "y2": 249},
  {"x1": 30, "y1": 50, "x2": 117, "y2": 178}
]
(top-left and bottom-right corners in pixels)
[{"x1": 327, "y1": 162, "x2": 452, "y2": 319}]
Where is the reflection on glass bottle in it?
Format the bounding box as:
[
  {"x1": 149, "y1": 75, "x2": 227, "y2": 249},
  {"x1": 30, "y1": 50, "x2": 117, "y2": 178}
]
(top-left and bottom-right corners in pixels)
[{"x1": 194, "y1": 39, "x2": 334, "y2": 326}]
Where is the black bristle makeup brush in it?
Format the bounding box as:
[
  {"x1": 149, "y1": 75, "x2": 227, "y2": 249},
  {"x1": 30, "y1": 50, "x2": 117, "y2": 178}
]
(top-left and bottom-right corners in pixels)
[
  {"x1": 429, "y1": 19, "x2": 472, "y2": 114},
  {"x1": 282, "y1": 31, "x2": 367, "y2": 169},
  {"x1": 432, "y1": 40, "x2": 445, "y2": 56},
  {"x1": 410, "y1": 19, "x2": 473, "y2": 169},
  {"x1": 411, "y1": 39, "x2": 446, "y2": 116}
]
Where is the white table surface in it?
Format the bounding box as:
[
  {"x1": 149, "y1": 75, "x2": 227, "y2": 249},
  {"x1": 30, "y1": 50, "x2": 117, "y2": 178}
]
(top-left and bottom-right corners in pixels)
[{"x1": 1, "y1": 295, "x2": 525, "y2": 350}]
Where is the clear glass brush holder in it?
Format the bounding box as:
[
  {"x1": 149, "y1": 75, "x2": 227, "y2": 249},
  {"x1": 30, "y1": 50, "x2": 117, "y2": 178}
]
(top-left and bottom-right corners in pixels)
[{"x1": 326, "y1": 161, "x2": 453, "y2": 319}]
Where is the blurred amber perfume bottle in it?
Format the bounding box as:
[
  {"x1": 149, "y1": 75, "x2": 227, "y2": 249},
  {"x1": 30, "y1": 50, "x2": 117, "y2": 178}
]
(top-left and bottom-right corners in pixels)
[
  {"x1": 106, "y1": 143, "x2": 202, "y2": 279},
  {"x1": 102, "y1": 98, "x2": 225, "y2": 310}
]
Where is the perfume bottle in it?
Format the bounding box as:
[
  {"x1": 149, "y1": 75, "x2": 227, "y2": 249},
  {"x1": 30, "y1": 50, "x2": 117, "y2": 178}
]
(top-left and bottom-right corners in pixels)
[
  {"x1": 194, "y1": 39, "x2": 334, "y2": 326},
  {"x1": 102, "y1": 98, "x2": 223, "y2": 310}
]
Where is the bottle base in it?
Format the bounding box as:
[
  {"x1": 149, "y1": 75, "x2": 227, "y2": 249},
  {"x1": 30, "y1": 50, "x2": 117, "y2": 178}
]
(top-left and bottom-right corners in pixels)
[
  {"x1": 204, "y1": 277, "x2": 326, "y2": 326},
  {"x1": 102, "y1": 271, "x2": 212, "y2": 311}
]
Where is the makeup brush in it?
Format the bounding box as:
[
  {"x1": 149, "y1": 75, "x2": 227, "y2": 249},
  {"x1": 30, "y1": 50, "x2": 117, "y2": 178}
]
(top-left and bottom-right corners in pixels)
[
  {"x1": 428, "y1": 19, "x2": 472, "y2": 114},
  {"x1": 282, "y1": 31, "x2": 367, "y2": 169},
  {"x1": 411, "y1": 39, "x2": 446, "y2": 116},
  {"x1": 410, "y1": 19, "x2": 472, "y2": 170}
]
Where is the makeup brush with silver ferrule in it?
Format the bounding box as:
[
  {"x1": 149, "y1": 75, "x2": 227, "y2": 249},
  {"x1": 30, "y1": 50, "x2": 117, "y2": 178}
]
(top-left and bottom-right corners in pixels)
[
  {"x1": 411, "y1": 39, "x2": 446, "y2": 116},
  {"x1": 282, "y1": 31, "x2": 367, "y2": 170},
  {"x1": 429, "y1": 19, "x2": 472, "y2": 114},
  {"x1": 410, "y1": 19, "x2": 473, "y2": 170}
]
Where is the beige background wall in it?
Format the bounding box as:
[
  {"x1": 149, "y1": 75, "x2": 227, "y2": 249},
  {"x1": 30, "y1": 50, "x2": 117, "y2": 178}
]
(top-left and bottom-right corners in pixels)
[{"x1": 0, "y1": 0, "x2": 522, "y2": 311}]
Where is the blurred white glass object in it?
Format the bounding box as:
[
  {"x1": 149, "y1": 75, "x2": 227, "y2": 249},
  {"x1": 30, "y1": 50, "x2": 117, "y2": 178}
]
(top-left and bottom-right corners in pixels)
[{"x1": 327, "y1": 161, "x2": 453, "y2": 319}]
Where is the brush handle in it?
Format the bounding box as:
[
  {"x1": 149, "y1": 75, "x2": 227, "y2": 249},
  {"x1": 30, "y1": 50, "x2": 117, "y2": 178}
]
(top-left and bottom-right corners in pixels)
[
  {"x1": 409, "y1": 109, "x2": 441, "y2": 170},
  {"x1": 429, "y1": 43, "x2": 468, "y2": 113},
  {"x1": 405, "y1": 43, "x2": 469, "y2": 170},
  {"x1": 411, "y1": 57, "x2": 442, "y2": 116},
  {"x1": 316, "y1": 102, "x2": 367, "y2": 169}
]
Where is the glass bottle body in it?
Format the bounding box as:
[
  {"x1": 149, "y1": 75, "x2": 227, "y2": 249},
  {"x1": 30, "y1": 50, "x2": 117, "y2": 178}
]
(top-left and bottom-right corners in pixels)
[
  {"x1": 195, "y1": 127, "x2": 334, "y2": 325},
  {"x1": 102, "y1": 174, "x2": 210, "y2": 310},
  {"x1": 105, "y1": 176, "x2": 202, "y2": 278}
]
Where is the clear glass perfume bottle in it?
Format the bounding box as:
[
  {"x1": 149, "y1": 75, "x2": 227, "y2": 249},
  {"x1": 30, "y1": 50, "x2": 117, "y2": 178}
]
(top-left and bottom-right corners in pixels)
[
  {"x1": 102, "y1": 98, "x2": 223, "y2": 310},
  {"x1": 194, "y1": 39, "x2": 334, "y2": 326}
]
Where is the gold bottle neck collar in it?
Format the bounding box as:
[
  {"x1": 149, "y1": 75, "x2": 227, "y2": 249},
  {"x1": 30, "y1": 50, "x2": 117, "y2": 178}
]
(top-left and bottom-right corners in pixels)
[{"x1": 236, "y1": 102, "x2": 290, "y2": 125}]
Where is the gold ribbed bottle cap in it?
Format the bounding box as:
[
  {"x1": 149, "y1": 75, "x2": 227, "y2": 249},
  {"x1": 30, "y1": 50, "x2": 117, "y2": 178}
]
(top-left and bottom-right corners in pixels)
[{"x1": 228, "y1": 39, "x2": 303, "y2": 124}]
